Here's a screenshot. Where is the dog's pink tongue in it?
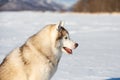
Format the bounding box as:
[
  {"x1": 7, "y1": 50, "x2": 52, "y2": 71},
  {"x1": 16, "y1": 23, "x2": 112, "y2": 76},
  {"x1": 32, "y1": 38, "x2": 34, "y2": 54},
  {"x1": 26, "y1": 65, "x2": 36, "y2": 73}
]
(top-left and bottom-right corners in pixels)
[{"x1": 64, "y1": 47, "x2": 72, "y2": 54}]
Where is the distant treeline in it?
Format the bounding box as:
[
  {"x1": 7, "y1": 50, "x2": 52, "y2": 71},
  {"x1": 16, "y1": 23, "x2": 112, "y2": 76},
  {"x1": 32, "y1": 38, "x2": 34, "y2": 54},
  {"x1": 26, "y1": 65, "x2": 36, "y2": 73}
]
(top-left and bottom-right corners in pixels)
[{"x1": 73, "y1": 0, "x2": 120, "y2": 12}]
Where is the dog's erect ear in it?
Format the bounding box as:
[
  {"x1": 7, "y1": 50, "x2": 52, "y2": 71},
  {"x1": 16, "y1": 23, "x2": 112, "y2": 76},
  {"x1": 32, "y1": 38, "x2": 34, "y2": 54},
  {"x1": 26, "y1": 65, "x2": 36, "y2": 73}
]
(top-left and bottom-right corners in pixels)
[{"x1": 56, "y1": 21, "x2": 64, "y2": 32}]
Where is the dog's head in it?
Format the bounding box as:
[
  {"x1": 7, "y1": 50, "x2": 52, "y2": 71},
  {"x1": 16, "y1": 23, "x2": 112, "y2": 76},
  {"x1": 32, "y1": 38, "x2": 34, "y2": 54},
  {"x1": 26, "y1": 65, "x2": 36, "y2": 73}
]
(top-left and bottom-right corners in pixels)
[
  {"x1": 31, "y1": 21, "x2": 78, "y2": 55},
  {"x1": 55, "y1": 21, "x2": 78, "y2": 54}
]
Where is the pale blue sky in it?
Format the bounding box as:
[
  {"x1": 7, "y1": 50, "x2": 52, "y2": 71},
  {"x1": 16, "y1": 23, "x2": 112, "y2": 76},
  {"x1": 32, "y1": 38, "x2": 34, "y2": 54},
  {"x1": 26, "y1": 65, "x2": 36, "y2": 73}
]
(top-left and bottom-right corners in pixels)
[{"x1": 54, "y1": 0, "x2": 78, "y2": 7}]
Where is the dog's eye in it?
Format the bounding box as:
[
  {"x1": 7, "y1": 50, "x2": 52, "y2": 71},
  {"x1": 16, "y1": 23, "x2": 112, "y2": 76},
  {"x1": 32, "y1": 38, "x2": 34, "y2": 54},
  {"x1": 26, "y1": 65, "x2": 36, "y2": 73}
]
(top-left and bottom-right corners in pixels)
[{"x1": 65, "y1": 37, "x2": 67, "y2": 39}]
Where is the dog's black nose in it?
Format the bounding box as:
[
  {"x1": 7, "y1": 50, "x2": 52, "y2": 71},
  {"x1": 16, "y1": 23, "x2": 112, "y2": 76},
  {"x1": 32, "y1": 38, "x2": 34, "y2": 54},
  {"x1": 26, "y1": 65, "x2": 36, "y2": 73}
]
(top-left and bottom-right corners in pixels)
[{"x1": 75, "y1": 43, "x2": 78, "y2": 48}]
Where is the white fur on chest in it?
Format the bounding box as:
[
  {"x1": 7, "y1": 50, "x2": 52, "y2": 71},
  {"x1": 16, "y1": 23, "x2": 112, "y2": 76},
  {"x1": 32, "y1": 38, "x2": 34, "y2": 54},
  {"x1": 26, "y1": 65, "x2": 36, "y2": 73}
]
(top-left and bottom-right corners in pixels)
[{"x1": 28, "y1": 58, "x2": 58, "y2": 80}]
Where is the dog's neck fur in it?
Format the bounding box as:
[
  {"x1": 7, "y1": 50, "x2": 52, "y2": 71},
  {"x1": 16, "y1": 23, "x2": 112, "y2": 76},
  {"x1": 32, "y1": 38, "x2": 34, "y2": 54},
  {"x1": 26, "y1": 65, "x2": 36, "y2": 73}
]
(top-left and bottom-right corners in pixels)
[
  {"x1": 20, "y1": 40, "x2": 61, "y2": 67},
  {"x1": 20, "y1": 40, "x2": 62, "y2": 79}
]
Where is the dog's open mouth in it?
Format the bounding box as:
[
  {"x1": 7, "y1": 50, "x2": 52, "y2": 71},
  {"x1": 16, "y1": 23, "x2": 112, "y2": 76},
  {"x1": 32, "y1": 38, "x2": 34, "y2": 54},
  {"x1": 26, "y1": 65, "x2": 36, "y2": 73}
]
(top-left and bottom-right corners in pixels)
[{"x1": 63, "y1": 47, "x2": 72, "y2": 54}]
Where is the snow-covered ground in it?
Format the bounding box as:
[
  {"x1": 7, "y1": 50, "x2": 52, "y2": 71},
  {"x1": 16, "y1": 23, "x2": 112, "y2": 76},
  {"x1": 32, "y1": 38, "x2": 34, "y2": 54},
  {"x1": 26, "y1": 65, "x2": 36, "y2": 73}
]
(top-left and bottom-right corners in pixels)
[{"x1": 0, "y1": 12, "x2": 120, "y2": 80}]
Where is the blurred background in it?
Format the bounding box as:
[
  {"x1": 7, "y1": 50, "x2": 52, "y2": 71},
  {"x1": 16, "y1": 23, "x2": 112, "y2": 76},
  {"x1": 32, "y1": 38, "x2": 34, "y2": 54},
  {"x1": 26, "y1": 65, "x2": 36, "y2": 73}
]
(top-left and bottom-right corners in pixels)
[{"x1": 0, "y1": 0, "x2": 120, "y2": 12}]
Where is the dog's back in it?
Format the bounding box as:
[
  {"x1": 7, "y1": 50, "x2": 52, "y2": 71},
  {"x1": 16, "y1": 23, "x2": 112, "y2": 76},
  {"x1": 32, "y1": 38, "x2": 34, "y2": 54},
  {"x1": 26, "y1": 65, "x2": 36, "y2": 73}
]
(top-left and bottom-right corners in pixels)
[{"x1": 0, "y1": 49, "x2": 27, "y2": 80}]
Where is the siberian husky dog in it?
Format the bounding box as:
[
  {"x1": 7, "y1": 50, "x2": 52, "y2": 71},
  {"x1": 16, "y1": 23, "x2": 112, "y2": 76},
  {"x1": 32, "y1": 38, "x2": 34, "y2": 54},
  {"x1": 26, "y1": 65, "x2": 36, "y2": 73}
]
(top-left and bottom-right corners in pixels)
[{"x1": 0, "y1": 21, "x2": 78, "y2": 80}]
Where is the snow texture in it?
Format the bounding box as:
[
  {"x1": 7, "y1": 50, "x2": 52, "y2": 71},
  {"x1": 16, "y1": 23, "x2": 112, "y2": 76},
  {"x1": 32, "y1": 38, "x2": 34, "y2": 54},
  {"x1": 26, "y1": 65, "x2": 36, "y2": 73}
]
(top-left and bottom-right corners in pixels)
[{"x1": 0, "y1": 12, "x2": 120, "y2": 80}]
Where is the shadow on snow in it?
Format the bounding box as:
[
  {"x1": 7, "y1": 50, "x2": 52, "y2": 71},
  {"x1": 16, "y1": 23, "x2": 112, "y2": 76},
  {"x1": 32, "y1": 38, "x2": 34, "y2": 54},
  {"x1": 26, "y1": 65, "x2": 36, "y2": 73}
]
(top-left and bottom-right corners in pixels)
[{"x1": 106, "y1": 78, "x2": 120, "y2": 80}]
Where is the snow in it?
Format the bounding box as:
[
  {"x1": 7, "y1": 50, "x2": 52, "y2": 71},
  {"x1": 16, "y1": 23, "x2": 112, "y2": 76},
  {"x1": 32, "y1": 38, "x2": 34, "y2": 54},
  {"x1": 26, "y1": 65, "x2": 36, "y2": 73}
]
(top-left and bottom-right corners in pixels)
[{"x1": 0, "y1": 12, "x2": 120, "y2": 80}]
